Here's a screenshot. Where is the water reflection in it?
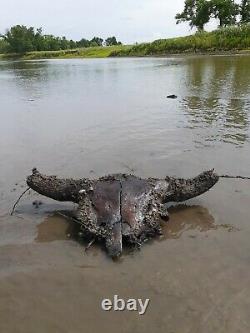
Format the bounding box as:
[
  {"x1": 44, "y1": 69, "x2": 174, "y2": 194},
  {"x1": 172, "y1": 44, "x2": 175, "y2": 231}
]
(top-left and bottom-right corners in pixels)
[
  {"x1": 36, "y1": 212, "x2": 106, "y2": 257},
  {"x1": 162, "y1": 204, "x2": 237, "y2": 239},
  {"x1": 181, "y1": 56, "x2": 250, "y2": 146},
  {"x1": 36, "y1": 213, "x2": 80, "y2": 243},
  {"x1": 0, "y1": 60, "x2": 51, "y2": 100},
  {"x1": 0, "y1": 60, "x2": 50, "y2": 80},
  {"x1": 36, "y1": 205, "x2": 236, "y2": 250}
]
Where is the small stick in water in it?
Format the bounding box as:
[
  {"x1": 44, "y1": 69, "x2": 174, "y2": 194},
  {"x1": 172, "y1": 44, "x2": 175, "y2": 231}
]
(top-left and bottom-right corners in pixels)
[
  {"x1": 11, "y1": 187, "x2": 31, "y2": 215},
  {"x1": 56, "y1": 211, "x2": 82, "y2": 225},
  {"x1": 85, "y1": 238, "x2": 96, "y2": 252},
  {"x1": 220, "y1": 175, "x2": 250, "y2": 180}
]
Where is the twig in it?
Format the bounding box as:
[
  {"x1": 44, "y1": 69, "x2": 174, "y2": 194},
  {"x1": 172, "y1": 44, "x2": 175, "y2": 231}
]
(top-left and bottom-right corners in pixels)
[
  {"x1": 56, "y1": 211, "x2": 82, "y2": 225},
  {"x1": 56, "y1": 211, "x2": 96, "y2": 251},
  {"x1": 11, "y1": 187, "x2": 31, "y2": 215},
  {"x1": 220, "y1": 175, "x2": 250, "y2": 180},
  {"x1": 121, "y1": 162, "x2": 136, "y2": 173},
  {"x1": 85, "y1": 238, "x2": 96, "y2": 252}
]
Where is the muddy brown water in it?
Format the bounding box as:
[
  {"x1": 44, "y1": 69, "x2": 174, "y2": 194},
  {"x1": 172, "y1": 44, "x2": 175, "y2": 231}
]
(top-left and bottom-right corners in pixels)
[{"x1": 0, "y1": 55, "x2": 250, "y2": 333}]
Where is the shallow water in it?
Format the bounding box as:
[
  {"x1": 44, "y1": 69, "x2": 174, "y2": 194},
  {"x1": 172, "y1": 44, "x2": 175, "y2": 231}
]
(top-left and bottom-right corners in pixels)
[{"x1": 0, "y1": 56, "x2": 250, "y2": 332}]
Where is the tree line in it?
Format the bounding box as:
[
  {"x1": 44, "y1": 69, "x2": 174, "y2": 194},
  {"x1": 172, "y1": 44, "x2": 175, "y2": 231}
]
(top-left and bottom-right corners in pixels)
[
  {"x1": 176, "y1": 0, "x2": 250, "y2": 31},
  {"x1": 1, "y1": 1, "x2": 249, "y2": 54},
  {"x1": 0, "y1": 25, "x2": 122, "y2": 53}
]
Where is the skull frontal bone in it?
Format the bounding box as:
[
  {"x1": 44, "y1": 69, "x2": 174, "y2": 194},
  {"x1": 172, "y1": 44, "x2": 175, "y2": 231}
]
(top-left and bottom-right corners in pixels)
[
  {"x1": 121, "y1": 177, "x2": 158, "y2": 237},
  {"x1": 77, "y1": 176, "x2": 163, "y2": 255}
]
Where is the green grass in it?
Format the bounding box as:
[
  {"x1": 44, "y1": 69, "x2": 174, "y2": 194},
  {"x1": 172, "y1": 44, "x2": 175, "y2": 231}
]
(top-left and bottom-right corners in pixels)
[
  {"x1": 0, "y1": 45, "x2": 131, "y2": 60},
  {"x1": 111, "y1": 24, "x2": 250, "y2": 57}
]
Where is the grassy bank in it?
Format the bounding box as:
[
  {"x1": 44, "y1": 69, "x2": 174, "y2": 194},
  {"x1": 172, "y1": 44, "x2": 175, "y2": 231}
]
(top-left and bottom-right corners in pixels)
[
  {"x1": 111, "y1": 25, "x2": 250, "y2": 57},
  {"x1": 1, "y1": 25, "x2": 250, "y2": 60},
  {"x1": 0, "y1": 45, "x2": 131, "y2": 60}
]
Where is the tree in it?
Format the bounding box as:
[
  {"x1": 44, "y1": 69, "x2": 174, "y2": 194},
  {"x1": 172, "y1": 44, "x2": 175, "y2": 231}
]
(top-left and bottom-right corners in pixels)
[
  {"x1": 34, "y1": 27, "x2": 44, "y2": 51},
  {"x1": 105, "y1": 36, "x2": 122, "y2": 46},
  {"x1": 1, "y1": 25, "x2": 123, "y2": 53},
  {"x1": 42, "y1": 35, "x2": 60, "y2": 51},
  {"x1": 240, "y1": 0, "x2": 250, "y2": 22},
  {"x1": 211, "y1": 0, "x2": 239, "y2": 27},
  {"x1": 69, "y1": 39, "x2": 76, "y2": 49},
  {"x1": 90, "y1": 37, "x2": 103, "y2": 47},
  {"x1": 0, "y1": 37, "x2": 9, "y2": 53},
  {"x1": 175, "y1": 0, "x2": 212, "y2": 31},
  {"x1": 60, "y1": 36, "x2": 69, "y2": 50},
  {"x1": 4, "y1": 25, "x2": 36, "y2": 53},
  {"x1": 77, "y1": 38, "x2": 90, "y2": 48}
]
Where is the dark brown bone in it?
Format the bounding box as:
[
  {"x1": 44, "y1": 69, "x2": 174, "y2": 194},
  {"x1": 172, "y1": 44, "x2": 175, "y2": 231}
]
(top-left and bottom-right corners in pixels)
[{"x1": 27, "y1": 169, "x2": 219, "y2": 257}]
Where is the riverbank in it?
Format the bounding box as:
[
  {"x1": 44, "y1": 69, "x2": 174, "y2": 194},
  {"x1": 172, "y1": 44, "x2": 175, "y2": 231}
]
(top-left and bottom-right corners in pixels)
[
  {"x1": 0, "y1": 45, "x2": 131, "y2": 60},
  {"x1": 111, "y1": 25, "x2": 250, "y2": 57},
  {"x1": 0, "y1": 25, "x2": 249, "y2": 60}
]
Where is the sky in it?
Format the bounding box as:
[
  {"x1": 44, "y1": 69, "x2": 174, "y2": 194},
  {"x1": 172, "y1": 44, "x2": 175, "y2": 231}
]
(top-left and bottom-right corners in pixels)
[{"x1": 0, "y1": 0, "x2": 218, "y2": 44}]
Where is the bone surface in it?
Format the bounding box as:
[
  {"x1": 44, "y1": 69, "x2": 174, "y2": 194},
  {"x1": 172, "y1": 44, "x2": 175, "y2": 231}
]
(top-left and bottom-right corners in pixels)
[{"x1": 27, "y1": 169, "x2": 219, "y2": 257}]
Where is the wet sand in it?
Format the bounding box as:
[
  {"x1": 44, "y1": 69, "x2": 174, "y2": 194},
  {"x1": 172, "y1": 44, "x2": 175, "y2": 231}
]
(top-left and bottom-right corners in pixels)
[
  {"x1": 1, "y1": 181, "x2": 250, "y2": 333},
  {"x1": 0, "y1": 56, "x2": 250, "y2": 332}
]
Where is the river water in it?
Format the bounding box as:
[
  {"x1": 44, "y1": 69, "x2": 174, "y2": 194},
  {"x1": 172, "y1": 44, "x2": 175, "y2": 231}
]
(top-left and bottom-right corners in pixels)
[{"x1": 0, "y1": 56, "x2": 250, "y2": 332}]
